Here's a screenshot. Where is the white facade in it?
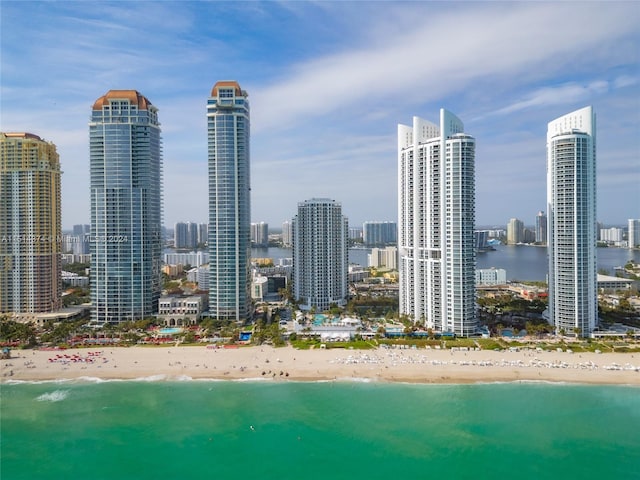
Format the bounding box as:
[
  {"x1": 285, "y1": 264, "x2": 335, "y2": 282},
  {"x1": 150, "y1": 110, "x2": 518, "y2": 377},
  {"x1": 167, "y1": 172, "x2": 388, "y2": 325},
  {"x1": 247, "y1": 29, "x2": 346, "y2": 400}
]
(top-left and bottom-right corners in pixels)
[
  {"x1": 164, "y1": 251, "x2": 209, "y2": 268},
  {"x1": 292, "y1": 198, "x2": 348, "y2": 311},
  {"x1": 281, "y1": 221, "x2": 293, "y2": 247},
  {"x1": 475, "y1": 268, "x2": 507, "y2": 286},
  {"x1": 398, "y1": 110, "x2": 477, "y2": 336},
  {"x1": 629, "y1": 219, "x2": 640, "y2": 249},
  {"x1": 599, "y1": 227, "x2": 623, "y2": 244},
  {"x1": 251, "y1": 222, "x2": 269, "y2": 247},
  {"x1": 157, "y1": 295, "x2": 205, "y2": 326},
  {"x1": 251, "y1": 275, "x2": 268, "y2": 301},
  {"x1": 547, "y1": 106, "x2": 597, "y2": 337},
  {"x1": 196, "y1": 264, "x2": 209, "y2": 290},
  {"x1": 368, "y1": 247, "x2": 398, "y2": 269}
]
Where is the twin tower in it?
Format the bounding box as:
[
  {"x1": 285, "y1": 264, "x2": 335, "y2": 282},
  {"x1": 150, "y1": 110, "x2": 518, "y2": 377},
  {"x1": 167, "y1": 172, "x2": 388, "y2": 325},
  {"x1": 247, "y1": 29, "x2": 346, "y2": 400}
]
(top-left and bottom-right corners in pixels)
[{"x1": 90, "y1": 82, "x2": 250, "y2": 325}]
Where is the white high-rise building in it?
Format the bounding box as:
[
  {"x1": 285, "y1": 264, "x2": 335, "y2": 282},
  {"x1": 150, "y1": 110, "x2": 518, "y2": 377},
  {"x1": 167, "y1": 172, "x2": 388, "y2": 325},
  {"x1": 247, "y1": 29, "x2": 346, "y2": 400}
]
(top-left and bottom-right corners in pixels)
[
  {"x1": 207, "y1": 81, "x2": 251, "y2": 321},
  {"x1": 627, "y1": 219, "x2": 639, "y2": 249},
  {"x1": 547, "y1": 106, "x2": 597, "y2": 337},
  {"x1": 535, "y1": 211, "x2": 547, "y2": 244},
  {"x1": 282, "y1": 220, "x2": 293, "y2": 247},
  {"x1": 292, "y1": 198, "x2": 348, "y2": 312},
  {"x1": 398, "y1": 110, "x2": 477, "y2": 336},
  {"x1": 600, "y1": 227, "x2": 623, "y2": 244},
  {"x1": 251, "y1": 222, "x2": 269, "y2": 247}
]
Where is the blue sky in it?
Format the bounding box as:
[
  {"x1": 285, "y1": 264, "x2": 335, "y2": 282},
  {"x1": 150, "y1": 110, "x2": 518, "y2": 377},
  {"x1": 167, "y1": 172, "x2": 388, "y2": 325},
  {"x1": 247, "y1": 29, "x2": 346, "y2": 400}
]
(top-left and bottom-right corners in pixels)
[{"x1": 1, "y1": 1, "x2": 638, "y2": 230}]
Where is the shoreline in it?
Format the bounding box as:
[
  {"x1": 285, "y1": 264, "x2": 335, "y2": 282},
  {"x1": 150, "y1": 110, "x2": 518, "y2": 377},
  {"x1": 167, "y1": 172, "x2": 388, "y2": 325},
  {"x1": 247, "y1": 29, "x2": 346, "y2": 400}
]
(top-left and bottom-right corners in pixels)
[{"x1": 2, "y1": 345, "x2": 639, "y2": 386}]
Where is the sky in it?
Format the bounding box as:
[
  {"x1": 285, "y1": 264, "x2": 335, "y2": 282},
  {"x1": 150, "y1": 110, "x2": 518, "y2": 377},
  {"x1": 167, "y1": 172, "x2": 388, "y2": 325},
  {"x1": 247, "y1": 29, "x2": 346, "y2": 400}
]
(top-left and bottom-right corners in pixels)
[{"x1": 1, "y1": 1, "x2": 638, "y2": 231}]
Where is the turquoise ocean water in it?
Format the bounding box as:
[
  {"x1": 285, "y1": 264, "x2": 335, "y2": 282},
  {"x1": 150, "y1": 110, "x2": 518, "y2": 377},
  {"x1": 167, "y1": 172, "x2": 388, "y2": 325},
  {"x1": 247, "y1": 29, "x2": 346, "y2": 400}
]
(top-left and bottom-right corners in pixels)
[{"x1": 1, "y1": 381, "x2": 639, "y2": 480}]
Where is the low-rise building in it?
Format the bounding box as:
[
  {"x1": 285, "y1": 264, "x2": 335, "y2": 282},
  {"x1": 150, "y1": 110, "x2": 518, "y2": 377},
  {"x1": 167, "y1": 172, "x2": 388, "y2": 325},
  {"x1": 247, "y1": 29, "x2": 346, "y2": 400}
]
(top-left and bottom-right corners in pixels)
[
  {"x1": 476, "y1": 268, "x2": 507, "y2": 285},
  {"x1": 597, "y1": 274, "x2": 634, "y2": 292},
  {"x1": 157, "y1": 295, "x2": 206, "y2": 326}
]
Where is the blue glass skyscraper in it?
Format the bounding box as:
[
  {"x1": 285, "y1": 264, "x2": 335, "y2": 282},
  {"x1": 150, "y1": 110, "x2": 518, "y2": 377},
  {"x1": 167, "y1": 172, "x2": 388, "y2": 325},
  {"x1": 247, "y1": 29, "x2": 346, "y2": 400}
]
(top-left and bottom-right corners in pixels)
[
  {"x1": 89, "y1": 90, "x2": 163, "y2": 324},
  {"x1": 207, "y1": 81, "x2": 251, "y2": 321}
]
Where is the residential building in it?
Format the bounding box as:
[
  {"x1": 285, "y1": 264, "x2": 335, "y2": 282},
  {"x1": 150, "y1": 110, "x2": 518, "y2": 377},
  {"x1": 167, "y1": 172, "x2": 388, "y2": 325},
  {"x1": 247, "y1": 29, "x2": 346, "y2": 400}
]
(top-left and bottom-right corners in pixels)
[
  {"x1": 523, "y1": 228, "x2": 535, "y2": 244},
  {"x1": 475, "y1": 230, "x2": 489, "y2": 251},
  {"x1": 368, "y1": 246, "x2": 398, "y2": 269},
  {"x1": 506, "y1": 218, "x2": 524, "y2": 244},
  {"x1": 207, "y1": 81, "x2": 251, "y2": 321},
  {"x1": 535, "y1": 211, "x2": 547, "y2": 244},
  {"x1": 600, "y1": 227, "x2": 623, "y2": 245},
  {"x1": 72, "y1": 224, "x2": 91, "y2": 254},
  {"x1": 398, "y1": 110, "x2": 477, "y2": 336},
  {"x1": 0, "y1": 132, "x2": 62, "y2": 314},
  {"x1": 348, "y1": 228, "x2": 362, "y2": 241},
  {"x1": 362, "y1": 221, "x2": 397, "y2": 246},
  {"x1": 174, "y1": 222, "x2": 198, "y2": 249},
  {"x1": 157, "y1": 295, "x2": 206, "y2": 326},
  {"x1": 629, "y1": 219, "x2": 640, "y2": 249},
  {"x1": 547, "y1": 106, "x2": 597, "y2": 337},
  {"x1": 198, "y1": 223, "x2": 208, "y2": 245},
  {"x1": 164, "y1": 251, "x2": 209, "y2": 268},
  {"x1": 251, "y1": 222, "x2": 269, "y2": 247},
  {"x1": 282, "y1": 220, "x2": 293, "y2": 247},
  {"x1": 89, "y1": 90, "x2": 163, "y2": 324},
  {"x1": 475, "y1": 268, "x2": 507, "y2": 286},
  {"x1": 292, "y1": 198, "x2": 348, "y2": 311}
]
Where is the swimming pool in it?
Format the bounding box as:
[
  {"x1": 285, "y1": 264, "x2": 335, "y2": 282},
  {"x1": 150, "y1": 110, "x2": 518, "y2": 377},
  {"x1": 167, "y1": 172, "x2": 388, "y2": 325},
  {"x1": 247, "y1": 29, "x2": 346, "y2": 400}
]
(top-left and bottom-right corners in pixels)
[{"x1": 158, "y1": 328, "x2": 183, "y2": 335}]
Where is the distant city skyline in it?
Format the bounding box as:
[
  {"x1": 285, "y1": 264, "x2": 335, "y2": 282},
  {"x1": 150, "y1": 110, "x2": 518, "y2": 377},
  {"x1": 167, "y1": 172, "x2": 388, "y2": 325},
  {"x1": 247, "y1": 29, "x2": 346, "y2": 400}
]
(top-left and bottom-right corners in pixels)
[{"x1": 1, "y1": 2, "x2": 638, "y2": 230}]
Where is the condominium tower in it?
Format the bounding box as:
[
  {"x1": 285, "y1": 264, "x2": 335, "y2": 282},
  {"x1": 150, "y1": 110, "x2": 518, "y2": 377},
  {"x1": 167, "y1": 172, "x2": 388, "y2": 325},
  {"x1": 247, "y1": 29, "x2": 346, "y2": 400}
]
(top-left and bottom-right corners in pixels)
[
  {"x1": 535, "y1": 211, "x2": 547, "y2": 244},
  {"x1": 506, "y1": 218, "x2": 524, "y2": 244},
  {"x1": 89, "y1": 90, "x2": 163, "y2": 324},
  {"x1": 547, "y1": 106, "x2": 597, "y2": 337},
  {"x1": 0, "y1": 132, "x2": 62, "y2": 314},
  {"x1": 174, "y1": 222, "x2": 198, "y2": 249},
  {"x1": 398, "y1": 110, "x2": 477, "y2": 336},
  {"x1": 207, "y1": 81, "x2": 251, "y2": 321},
  {"x1": 251, "y1": 222, "x2": 269, "y2": 247},
  {"x1": 292, "y1": 198, "x2": 348, "y2": 311},
  {"x1": 628, "y1": 219, "x2": 640, "y2": 249},
  {"x1": 362, "y1": 221, "x2": 397, "y2": 246}
]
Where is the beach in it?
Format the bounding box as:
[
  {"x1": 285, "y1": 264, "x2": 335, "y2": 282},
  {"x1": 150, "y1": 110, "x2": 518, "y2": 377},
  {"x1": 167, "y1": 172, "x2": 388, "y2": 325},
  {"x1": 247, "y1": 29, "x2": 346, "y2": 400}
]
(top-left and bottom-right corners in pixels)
[{"x1": 2, "y1": 345, "x2": 639, "y2": 384}]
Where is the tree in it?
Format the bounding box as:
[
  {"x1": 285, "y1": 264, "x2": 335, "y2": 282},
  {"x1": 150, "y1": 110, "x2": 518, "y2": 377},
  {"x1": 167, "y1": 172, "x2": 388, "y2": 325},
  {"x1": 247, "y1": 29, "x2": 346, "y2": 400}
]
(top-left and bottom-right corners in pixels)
[{"x1": 0, "y1": 319, "x2": 38, "y2": 346}]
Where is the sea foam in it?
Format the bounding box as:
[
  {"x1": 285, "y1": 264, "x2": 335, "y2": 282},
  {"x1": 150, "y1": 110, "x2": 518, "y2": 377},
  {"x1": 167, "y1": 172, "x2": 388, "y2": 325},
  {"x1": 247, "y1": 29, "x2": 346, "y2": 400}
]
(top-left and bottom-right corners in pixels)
[{"x1": 36, "y1": 390, "x2": 69, "y2": 402}]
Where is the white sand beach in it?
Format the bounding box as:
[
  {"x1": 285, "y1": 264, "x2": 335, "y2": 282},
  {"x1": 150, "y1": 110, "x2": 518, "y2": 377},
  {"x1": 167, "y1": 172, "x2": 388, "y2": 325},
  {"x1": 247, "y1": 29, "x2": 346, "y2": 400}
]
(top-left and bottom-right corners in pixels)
[{"x1": 2, "y1": 345, "x2": 639, "y2": 385}]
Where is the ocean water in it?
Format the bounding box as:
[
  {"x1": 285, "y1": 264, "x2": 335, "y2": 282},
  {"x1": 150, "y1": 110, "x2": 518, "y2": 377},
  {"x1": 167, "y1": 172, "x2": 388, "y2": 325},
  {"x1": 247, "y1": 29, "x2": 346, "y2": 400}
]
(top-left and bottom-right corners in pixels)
[{"x1": 1, "y1": 381, "x2": 639, "y2": 479}]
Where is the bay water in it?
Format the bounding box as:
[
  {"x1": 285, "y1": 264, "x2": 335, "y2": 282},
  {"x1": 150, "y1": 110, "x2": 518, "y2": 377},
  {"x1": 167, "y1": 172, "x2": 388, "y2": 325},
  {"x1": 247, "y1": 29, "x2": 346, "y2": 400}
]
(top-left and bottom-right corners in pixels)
[
  {"x1": 2, "y1": 380, "x2": 639, "y2": 479},
  {"x1": 254, "y1": 245, "x2": 640, "y2": 282}
]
